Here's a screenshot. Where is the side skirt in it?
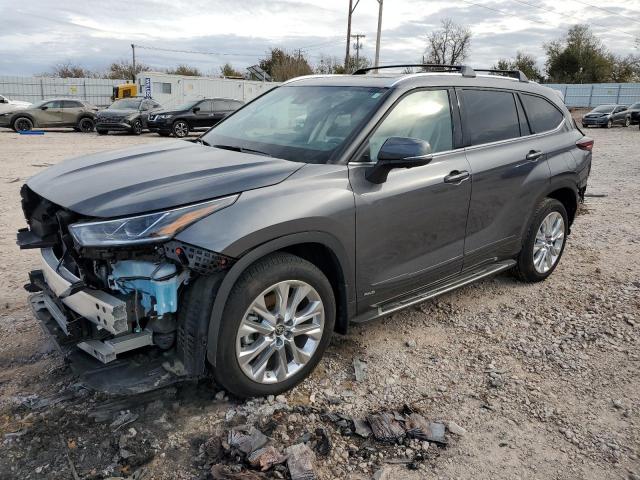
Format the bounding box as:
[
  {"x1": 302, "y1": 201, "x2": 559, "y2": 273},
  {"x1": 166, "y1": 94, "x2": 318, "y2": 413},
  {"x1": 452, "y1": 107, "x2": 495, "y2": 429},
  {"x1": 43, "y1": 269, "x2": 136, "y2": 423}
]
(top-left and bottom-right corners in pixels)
[{"x1": 351, "y1": 260, "x2": 516, "y2": 323}]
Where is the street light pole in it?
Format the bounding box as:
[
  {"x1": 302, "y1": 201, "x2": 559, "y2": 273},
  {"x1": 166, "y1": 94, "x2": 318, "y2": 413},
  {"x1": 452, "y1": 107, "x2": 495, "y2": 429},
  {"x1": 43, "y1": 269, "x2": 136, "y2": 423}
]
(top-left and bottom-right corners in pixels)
[
  {"x1": 374, "y1": 0, "x2": 383, "y2": 71},
  {"x1": 345, "y1": 0, "x2": 353, "y2": 72},
  {"x1": 131, "y1": 43, "x2": 136, "y2": 81}
]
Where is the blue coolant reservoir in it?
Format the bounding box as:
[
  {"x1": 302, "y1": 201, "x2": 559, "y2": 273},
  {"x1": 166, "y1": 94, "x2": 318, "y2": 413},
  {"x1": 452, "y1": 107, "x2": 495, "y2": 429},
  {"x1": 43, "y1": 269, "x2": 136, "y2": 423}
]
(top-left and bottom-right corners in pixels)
[{"x1": 108, "y1": 261, "x2": 183, "y2": 316}]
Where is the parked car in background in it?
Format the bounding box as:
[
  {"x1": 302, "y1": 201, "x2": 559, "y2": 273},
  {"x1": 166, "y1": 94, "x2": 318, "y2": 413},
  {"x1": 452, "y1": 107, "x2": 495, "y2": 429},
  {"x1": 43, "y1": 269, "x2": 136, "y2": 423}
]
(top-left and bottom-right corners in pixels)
[
  {"x1": 96, "y1": 97, "x2": 162, "y2": 135},
  {"x1": 581, "y1": 104, "x2": 631, "y2": 128},
  {"x1": 0, "y1": 99, "x2": 98, "y2": 132},
  {"x1": 17, "y1": 65, "x2": 592, "y2": 398},
  {"x1": 147, "y1": 98, "x2": 244, "y2": 137},
  {"x1": 0, "y1": 94, "x2": 31, "y2": 114},
  {"x1": 626, "y1": 102, "x2": 640, "y2": 125}
]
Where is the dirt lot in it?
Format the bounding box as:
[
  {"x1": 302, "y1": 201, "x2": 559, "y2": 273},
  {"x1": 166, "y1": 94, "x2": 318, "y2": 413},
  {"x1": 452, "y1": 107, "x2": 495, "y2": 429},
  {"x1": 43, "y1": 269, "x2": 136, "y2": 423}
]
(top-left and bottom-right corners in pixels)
[{"x1": 0, "y1": 124, "x2": 638, "y2": 480}]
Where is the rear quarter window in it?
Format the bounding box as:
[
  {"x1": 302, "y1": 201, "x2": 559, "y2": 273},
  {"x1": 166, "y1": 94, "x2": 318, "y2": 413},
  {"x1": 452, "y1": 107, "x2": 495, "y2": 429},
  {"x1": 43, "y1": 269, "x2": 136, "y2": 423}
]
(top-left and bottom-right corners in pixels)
[
  {"x1": 460, "y1": 89, "x2": 520, "y2": 145},
  {"x1": 520, "y1": 93, "x2": 565, "y2": 133}
]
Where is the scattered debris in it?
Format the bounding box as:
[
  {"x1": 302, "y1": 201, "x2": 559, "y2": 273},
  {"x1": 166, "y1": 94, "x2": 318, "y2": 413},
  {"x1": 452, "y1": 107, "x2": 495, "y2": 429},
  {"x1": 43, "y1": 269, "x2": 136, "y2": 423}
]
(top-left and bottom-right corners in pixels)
[
  {"x1": 314, "y1": 427, "x2": 332, "y2": 457},
  {"x1": 110, "y1": 411, "x2": 139, "y2": 431},
  {"x1": 447, "y1": 421, "x2": 467, "y2": 436},
  {"x1": 405, "y1": 414, "x2": 446, "y2": 445},
  {"x1": 228, "y1": 427, "x2": 269, "y2": 455},
  {"x1": 247, "y1": 446, "x2": 287, "y2": 471},
  {"x1": 367, "y1": 413, "x2": 405, "y2": 443},
  {"x1": 286, "y1": 443, "x2": 317, "y2": 480},
  {"x1": 211, "y1": 464, "x2": 265, "y2": 480},
  {"x1": 353, "y1": 358, "x2": 367, "y2": 382},
  {"x1": 352, "y1": 417, "x2": 372, "y2": 438}
]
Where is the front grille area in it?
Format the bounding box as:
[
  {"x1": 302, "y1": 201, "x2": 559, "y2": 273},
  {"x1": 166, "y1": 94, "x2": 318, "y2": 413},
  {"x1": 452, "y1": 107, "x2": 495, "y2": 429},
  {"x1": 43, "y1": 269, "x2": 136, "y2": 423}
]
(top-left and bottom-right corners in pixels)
[{"x1": 97, "y1": 116, "x2": 125, "y2": 124}]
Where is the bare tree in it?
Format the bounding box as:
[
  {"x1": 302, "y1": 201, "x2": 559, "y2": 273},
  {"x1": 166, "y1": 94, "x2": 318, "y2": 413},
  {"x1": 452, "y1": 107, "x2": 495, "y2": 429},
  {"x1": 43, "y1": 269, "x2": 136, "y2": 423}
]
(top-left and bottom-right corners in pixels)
[
  {"x1": 166, "y1": 65, "x2": 202, "y2": 76},
  {"x1": 49, "y1": 62, "x2": 94, "y2": 78},
  {"x1": 106, "y1": 60, "x2": 150, "y2": 80},
  {"x1": 424, "y1": 19, "x2": 471, "y2": 65}
]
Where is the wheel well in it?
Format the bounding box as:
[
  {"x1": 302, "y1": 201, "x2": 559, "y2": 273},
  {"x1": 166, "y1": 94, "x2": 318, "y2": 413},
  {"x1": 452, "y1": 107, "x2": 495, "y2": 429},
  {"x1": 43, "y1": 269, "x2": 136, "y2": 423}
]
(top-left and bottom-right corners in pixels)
[
  {"x1": 280, "y1": 243, "x2": 349, "y2": 335},
  {"x1": 13, "y1": 115, "x2": 34, "y2": 127},
  {"x1": 548, "y1": 188, "x2": 578, "y2": 225}
]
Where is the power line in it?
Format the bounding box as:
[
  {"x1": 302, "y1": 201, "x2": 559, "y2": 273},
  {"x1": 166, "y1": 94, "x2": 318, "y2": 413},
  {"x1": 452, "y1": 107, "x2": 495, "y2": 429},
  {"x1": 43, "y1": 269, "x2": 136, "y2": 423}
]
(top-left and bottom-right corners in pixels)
[
  {"x1": 133, "y1": 44, "x2": 263, "y2": 58},
  {"x1": 569, "y1": 0, "x2": 640, "y2": 26}
]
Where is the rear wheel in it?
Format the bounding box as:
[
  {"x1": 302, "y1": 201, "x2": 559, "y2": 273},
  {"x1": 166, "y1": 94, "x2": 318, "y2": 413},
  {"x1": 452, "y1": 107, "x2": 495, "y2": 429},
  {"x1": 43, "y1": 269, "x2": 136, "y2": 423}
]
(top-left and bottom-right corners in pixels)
[
  {"x1": 514, "y1": 198, "x2": 568, "y2": 282},
  {"x1": 172, "y1": 120, "x2": 189, "y2": 138},
  {"x1": 214, "y1": 253, "x2": 335, "y2": 398},
  {"x1": 77, "y1": 117, "x2": 94, "y2": 133},
  {"x1": 13, "y1": 117, "x2": 33, "y2": 132}
]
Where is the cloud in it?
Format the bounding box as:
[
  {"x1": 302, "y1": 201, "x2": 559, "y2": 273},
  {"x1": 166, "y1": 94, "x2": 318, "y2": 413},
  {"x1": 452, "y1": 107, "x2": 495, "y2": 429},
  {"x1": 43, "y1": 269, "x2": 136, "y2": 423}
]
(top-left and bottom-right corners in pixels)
[{"x1": 0, "y1": 0, "x2": 637, "y2": 76}]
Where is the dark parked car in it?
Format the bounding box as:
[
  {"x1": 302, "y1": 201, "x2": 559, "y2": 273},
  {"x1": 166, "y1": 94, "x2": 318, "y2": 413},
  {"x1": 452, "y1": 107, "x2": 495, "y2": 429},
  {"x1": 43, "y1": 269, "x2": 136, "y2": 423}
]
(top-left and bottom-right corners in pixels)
[
  {"x1": 626, "y1": 102, "x2": 640, "y2": 125},
  {"x1": 581, "y1": 104, "x2": 631, "y2": 128},
  {"x1": 96, "y1": 97, "x2": 162, "y2": 135},
  {"x1": 17, "y1": 65, "x2": 592, "y2": 398},
  {"x1": 147, "y1": 98, "x2": 243, "y2": 137},
  {"x1": 0, "y1": 99, "x2": 98, "y2": 132}
]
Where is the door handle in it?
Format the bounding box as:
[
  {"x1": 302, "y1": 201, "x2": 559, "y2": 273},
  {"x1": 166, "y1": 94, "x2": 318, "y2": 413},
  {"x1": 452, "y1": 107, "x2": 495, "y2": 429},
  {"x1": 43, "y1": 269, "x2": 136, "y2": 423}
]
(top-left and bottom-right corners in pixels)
[
  {"x1": 444, "y1": 170, "x2": 470, "y2": 184},
  {"x1": 526, "y1": 150, "x2": 544, "y2": 161}
]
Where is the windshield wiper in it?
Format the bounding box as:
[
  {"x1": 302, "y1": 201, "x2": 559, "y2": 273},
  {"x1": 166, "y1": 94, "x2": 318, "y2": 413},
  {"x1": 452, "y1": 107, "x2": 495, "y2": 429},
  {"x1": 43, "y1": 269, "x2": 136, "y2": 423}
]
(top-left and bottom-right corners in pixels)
[
  {"x1": 212, "y1": 144, "x2": 272, "y2": 157},
  {"x1": 195, "y1": 138, "x2": 212, "y2": 147}
]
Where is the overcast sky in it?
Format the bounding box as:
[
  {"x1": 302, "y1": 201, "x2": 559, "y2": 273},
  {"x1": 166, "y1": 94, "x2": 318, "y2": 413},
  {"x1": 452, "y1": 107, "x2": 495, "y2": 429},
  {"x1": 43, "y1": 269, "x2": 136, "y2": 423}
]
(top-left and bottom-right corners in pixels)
[{"x1": 0, "y1": 0, "x2": 638, "y2": 77}]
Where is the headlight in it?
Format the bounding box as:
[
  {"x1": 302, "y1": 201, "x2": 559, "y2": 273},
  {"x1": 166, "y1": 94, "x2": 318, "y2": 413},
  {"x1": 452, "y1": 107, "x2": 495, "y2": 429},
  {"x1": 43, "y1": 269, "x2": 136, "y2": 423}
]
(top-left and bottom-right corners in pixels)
[
  {"x1": 157, "y1": 114, "x2": 173, "y2": 119},
  {"x1": 69, "y1": 195, "x2": 238, "y2": 247}
]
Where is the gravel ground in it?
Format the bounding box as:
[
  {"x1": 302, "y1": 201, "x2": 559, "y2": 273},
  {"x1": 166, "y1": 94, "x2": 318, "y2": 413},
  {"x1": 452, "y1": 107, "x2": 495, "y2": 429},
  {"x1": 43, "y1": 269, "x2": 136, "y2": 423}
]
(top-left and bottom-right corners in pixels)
[{"x1": 0, "y1": 124, "x2": 638, "y2": 480}]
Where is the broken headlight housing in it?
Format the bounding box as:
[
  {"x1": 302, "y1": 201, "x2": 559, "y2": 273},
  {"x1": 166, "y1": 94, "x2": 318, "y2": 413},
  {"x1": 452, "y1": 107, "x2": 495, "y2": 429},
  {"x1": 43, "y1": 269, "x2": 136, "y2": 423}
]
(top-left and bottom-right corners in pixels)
[{"x1": 69, "y1": 195, "x2": 238, "y2": 247}]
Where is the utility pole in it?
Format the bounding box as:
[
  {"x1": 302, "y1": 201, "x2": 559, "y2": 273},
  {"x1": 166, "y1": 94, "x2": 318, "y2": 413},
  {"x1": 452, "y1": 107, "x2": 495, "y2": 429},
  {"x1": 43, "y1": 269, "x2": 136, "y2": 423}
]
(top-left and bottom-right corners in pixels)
[
  {"x1": 344, "y1": 0, "x2": 361, "y2": 72},
  {"x1": 374, "y1": 0, "x2": 383, "y2": 71},
  {"x1": 131, "y1": 43, "x2": 136, "y2": 81},
  {"x1": 352, "y1": 34, "x2": 365, "y2": 71}
]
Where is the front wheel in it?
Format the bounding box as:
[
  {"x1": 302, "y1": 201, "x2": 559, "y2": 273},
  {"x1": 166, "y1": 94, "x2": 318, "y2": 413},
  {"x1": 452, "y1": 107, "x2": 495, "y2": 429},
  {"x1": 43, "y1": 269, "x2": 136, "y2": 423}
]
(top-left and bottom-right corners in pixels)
[
  {"x1": 131, "y1": 119, "x2": 143, "y2": 135},
  {"x1": 172, "y1": 120, "x2": 189, "y2": 138},
  {"x1": 214, "y1": 253, "x2": 335, "y2": 398},
  {"x1": 624, "y1": 117, "x2": 630, "y2": 127},
  {"x1": 13, "y1": 117, "x2": 33, "y2": 132},
  {"x1": 514, "y1": 198, "x2": 568, "y2": 282},
  {"x1": 606, "y1": 119, "x2": 613, "y2": 128},
  {"x1": 77, "y1": 117, "x2": 95, "y2": 133}
]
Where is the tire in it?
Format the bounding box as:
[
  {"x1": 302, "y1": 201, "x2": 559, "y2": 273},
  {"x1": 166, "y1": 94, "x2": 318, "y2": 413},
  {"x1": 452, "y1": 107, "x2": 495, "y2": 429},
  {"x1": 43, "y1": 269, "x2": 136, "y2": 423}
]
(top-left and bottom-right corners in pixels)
[
  {"x1": 131, "y1": 119, "x2": 143, "y2": 135},
  {"x1": 514, "y1": 198, "x2": 568, "y2": 283},
  {"x1": 214, "y1": 253, "x2": 335, "y2": 398},
  {"x1": 97, "y1": 129, "x2": 108, "y2": 135},
  {"x1": 13, "y1": 117, "x2": 33, "y2": 132},
  {"x1": 624, "y1": 117, "x2": 630, "y2": 127},
  {"x1": 606, "y1": 119, "x2": 613, "y2": 128},
  {"x1": 172, "y1": 120, "x2": 189, "y2": 138},
  {"x1": 77, "y1": 117, "x2": 94, "y2": 133}
]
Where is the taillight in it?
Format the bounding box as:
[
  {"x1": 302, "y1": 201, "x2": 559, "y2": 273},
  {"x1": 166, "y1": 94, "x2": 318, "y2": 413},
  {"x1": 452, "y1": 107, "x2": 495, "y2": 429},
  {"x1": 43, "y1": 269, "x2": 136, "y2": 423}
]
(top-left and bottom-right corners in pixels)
[{"x1": 576, "y1": 137, "x2": 594, "y2": 151}]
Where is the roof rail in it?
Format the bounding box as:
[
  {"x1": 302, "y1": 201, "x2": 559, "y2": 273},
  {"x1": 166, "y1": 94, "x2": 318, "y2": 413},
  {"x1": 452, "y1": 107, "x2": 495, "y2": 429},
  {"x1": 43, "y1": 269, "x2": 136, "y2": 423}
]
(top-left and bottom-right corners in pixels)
[
  {"x1": 353, "y1": 64, "x2": 477, "y2": 78},
  {"x1": 474, "y1": 69, "x2": 529, "y2": 82}
]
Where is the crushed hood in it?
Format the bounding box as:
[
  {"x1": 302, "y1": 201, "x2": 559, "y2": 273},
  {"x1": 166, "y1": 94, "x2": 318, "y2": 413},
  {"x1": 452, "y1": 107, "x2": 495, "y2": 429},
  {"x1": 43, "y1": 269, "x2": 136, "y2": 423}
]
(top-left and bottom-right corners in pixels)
[{"x1": 27, "y1": 140, "x2": 304, "y2": 218}]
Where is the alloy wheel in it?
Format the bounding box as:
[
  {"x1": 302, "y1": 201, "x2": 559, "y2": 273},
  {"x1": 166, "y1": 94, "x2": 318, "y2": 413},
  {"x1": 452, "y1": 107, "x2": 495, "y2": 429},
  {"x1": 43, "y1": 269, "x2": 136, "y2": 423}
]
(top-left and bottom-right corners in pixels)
[
  {"x1": 79, "y1": 118, "x2": 94, "y2": 133},
  {"x1": 173, "y1": 121, "x2": 188, "y2": 137},
  {"x1": 625, "y1": 118, "x2": 630, "y2": 127},
  {"x1": 132, "y1": 119, "x2": 143, "y2": 135},
  {"x1": 15, "y1": 118, "x2": 32, "y2": 131},
  {"x1": 235, "y1": 280, "x2": 325, "y2": 384},
  {"x1": 533, "y1": 211, "x2": 565, "y2": 274}
]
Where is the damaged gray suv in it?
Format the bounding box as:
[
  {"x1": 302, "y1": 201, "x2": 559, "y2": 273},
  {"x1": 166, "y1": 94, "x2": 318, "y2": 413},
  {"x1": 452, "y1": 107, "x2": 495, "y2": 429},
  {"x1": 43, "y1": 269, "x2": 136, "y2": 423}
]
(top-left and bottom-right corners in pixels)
[{"x1": 18, "y1": 65, "x2": 593, "y2": 398}]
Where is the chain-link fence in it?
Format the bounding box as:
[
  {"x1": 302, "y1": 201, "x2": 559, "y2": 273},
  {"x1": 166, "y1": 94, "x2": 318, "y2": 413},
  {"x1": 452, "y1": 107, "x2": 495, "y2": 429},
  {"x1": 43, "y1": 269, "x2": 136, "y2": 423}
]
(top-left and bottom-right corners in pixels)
[
  {"x1": 0, "y1": 76, "x2": 128, "y2": 107},
  {"x1": 547, "y1": 83, "x2": 640, "y2": 108}
]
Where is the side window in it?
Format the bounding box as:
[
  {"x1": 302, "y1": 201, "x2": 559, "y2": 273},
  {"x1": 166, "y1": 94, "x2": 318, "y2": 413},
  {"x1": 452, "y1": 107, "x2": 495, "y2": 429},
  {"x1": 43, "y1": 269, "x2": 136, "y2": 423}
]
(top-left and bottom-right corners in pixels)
[
  {"x1": 152, "y1": 82, "x2": 171, "y2": 94},
  {"x1": 197, "y1": 100, "x2": 213, "y2": 112},
  {"x1": 62, "y1": 100, "x2": 81, "y2": 108},
  {"x1": 45, "y1": 100, "x2": 62, "y2": 109},
  {"x1": 520, "y1": 93, "x2": 565, "y2": 133},
  {"x1": 366, "y1": 89, "x2": 453, "y2": 161},
  {"x1": 460, "y1": 89, "x2": 520, "y2": 145},
  {"x1": 212, "y1": 100, "x2": 226, "y2": 111}
]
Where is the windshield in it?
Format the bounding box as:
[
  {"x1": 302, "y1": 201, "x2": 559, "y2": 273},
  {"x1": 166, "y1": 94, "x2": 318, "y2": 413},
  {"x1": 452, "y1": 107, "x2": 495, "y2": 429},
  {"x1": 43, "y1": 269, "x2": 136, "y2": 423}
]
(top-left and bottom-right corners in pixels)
[
  {"x1": 593, "y1": 105, "x2": 615, "y2": 113},
  {"x1": 109, "y1": 98, "x2": 142, "y2": 109},
  {"x1": 31, "y1": 100, "x2": 48, "y2": 108},
  {"x1": 202, "y1": 86, "x2": 388, "y2": 164}
]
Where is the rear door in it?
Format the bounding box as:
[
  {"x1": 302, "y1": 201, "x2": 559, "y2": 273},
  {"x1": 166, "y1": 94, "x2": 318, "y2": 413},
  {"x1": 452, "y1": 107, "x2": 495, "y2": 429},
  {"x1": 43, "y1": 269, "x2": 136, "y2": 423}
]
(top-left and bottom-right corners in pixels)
[
  {"x1": 193, "y1": 100, "x2": 215, "y2": 128},
  {"x1": 350, "y1": 88, "x2": 472, "y2": 308},
  {"x1": 61, "y1": 100, "x2": 84, "y2": 126},
  {"x1": 36, "y1": 100, "x2": 64, "y2": 126},
  {"x1": 459, "y1": 88, "x2": 552, "y2": 268},
  {"x1": 211, "y1": 100, "x2": 230, "y2": 125}
]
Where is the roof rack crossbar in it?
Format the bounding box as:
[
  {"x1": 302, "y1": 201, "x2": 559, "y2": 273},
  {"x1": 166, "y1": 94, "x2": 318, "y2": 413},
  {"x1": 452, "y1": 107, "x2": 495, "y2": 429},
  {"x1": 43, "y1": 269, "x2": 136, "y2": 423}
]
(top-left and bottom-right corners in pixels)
[
  {"x1": 474, "y1": 69, "x2": 529, "y2": 82},
  {"x1": 353, "y1": 64, "x2": 476, "y2": 78}
]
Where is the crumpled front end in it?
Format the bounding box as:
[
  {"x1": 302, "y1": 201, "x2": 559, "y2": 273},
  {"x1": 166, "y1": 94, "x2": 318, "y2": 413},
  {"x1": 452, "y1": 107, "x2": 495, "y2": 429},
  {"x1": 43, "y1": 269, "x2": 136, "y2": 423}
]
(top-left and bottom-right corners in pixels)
[{"x1": 17, "y1": 185, "x2": 234, "y2": 393}]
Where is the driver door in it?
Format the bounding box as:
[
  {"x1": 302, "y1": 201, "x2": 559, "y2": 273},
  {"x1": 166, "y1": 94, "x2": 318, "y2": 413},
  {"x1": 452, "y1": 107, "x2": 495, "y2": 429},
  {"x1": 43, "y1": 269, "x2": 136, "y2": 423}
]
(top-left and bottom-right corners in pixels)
[
  {"x1": 36, "y1": 100, "x2": 63, "y2": 126},
  {"x1": 349, "y1": 88, "x2": 472, "y2": 309}
]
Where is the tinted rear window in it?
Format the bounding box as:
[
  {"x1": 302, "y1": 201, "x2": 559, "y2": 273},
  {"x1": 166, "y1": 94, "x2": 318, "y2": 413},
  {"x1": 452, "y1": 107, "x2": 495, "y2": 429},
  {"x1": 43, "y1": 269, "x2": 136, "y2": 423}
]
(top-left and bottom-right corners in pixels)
[
  {"x1": 520, "y1": 94, "x2": 565, "y2": 133},
  {"x1": 460, "y1": 89, "x2": 520, "y2": 145}
]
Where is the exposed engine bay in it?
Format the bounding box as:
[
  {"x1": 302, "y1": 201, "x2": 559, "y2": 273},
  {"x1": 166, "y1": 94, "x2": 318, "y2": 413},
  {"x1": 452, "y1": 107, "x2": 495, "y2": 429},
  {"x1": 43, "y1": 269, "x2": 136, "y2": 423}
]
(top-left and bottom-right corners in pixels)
[{"x1": 18, "y1": 185, "x2": 234, "y2": 392}]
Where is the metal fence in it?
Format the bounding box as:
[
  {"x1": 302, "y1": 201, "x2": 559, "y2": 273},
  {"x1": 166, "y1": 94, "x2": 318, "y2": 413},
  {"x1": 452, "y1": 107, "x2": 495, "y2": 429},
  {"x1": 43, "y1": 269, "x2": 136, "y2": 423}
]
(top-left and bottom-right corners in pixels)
[
  {"x1": 0, "y1": 76, "x2": 128, "y2": 107},
  {"x1": 546, "y1": 83, "x2": 640, "y2": 108}
]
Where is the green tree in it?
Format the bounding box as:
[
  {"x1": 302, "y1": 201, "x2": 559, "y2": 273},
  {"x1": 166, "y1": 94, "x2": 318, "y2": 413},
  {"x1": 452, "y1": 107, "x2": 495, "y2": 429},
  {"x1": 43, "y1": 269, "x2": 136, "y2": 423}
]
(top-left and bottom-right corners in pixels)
[
  {"x1": 259, "y1": 48, "x2": 313, "y2": 82},
  {"x1": 544, "y1": 25, "x2": 613, "y2": 83},
  {"x1": 493, "y1": 52, "x2": 543, "y2": 81},
  {"x1": 610, "y1": 54, "x2": 640, "y2": 82},
  {"x1": 220, "y1": 63, "x2": 244, "y2": 78},
  {"x1": 166, "y1": 65, "x2": 202, "y2": 76}
]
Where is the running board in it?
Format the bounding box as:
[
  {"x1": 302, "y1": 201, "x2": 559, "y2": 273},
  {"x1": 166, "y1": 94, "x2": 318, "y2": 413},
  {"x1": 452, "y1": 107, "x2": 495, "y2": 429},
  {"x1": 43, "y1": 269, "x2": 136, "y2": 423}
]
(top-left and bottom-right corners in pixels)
[{"x1": 376, "y1": 260, "x2": 516, "y2": 316}]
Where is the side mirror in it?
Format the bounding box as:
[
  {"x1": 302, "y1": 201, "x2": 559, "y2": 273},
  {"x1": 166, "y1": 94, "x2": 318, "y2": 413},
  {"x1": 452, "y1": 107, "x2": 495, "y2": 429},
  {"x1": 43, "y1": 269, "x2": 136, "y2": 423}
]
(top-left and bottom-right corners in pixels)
[
  {"x1": 366, "y1": 137, "x2": 433, "y2": 184},
  {"x1": 0, "y1": 98, "x2": 6, "y2": 104},
  {"x1": 192, "y1": 107, "x2": 200, "y2": 113},
  {"x1": 40, "y1": 105, "x2": 48, "y2": 110}
]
